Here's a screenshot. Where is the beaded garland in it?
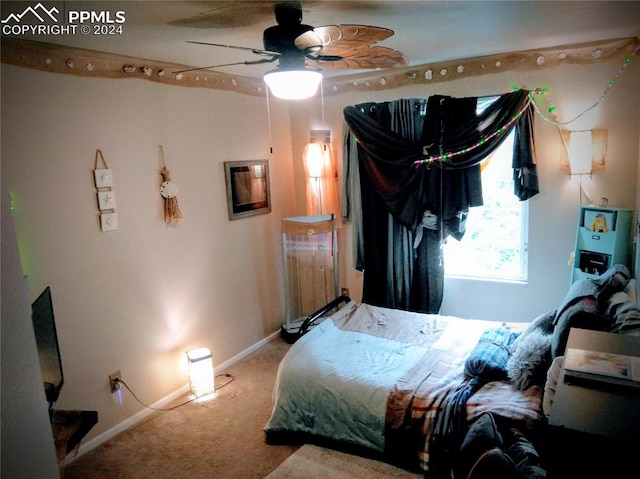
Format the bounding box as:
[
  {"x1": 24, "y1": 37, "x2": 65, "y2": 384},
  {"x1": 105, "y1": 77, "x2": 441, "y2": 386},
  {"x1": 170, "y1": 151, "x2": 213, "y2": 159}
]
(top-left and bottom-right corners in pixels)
[
  {"x1": 413, "y1": 97, "x2": 532, "y2": 166},
  {"x1": 414, "y1": 43, "x2": 639, "y2": 167},
  {"x1": 531, "y1": 43, "x2": 639, "y2": 126}
]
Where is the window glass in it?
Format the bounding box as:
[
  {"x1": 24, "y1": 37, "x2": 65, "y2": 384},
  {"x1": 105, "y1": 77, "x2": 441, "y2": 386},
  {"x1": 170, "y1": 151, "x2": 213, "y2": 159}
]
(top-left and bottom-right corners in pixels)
[{"x1": 443, "y1": 98, "x2": 528, "y2": 281}]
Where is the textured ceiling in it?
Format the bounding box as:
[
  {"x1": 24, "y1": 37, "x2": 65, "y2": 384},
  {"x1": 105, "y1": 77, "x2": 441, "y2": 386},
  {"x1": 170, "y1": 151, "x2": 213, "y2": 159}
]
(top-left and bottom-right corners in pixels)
[{"x1": 3, "y1": 1, "x2": 640, "y2": 78}]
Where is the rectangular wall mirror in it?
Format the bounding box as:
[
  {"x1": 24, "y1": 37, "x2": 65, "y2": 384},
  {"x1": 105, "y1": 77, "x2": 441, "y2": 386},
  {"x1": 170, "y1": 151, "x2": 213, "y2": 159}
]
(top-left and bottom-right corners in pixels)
[{"x1": 224, "y1": 160, "x2": 271, "y2": 220}]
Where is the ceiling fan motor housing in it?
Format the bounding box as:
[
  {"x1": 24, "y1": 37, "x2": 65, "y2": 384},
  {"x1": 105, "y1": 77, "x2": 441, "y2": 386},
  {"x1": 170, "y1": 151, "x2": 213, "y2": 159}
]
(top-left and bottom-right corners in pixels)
[
  {"x1": 264, "y1": 28, "x2": 317, "y2": 68},
  {"x1": 263, "y1": 3, "x2": 318, "y2": 70}
]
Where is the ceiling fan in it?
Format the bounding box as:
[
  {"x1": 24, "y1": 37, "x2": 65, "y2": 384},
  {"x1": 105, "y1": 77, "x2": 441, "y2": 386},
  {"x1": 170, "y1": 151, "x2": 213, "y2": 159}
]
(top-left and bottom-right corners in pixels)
[{"x1": 176, "y1": 2, "x2": 408, "y2": 99}]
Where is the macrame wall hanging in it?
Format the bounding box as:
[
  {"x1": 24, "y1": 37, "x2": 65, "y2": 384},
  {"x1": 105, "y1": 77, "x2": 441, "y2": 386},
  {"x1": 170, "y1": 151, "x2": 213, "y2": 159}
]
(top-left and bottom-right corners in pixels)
[
  {"x1": 93, "y1": 149, "x2": 118, "y2": 232},
  {"x1": 159, "y1": 145, "x2": 183, "y2": 224}
]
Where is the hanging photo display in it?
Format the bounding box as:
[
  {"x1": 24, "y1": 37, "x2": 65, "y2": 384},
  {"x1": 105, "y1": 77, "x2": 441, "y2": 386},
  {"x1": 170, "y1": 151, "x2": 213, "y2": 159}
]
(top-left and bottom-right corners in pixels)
[{"x1": 94, "y1": 149, "x2": 118, "y2": 232}]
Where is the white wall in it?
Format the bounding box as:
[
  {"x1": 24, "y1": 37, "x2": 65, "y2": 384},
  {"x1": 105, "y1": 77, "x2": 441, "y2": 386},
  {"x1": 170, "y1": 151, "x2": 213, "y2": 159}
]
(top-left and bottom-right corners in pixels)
[
  {"x1": 289, "y1": 55, "x2": 640, "y2": 322},
  {"x1": 2, "y1": 66, "x2": 298, "y2": 442},
  {"x1": 1, "y1": 169, "x2": 61, "y2": 478}
]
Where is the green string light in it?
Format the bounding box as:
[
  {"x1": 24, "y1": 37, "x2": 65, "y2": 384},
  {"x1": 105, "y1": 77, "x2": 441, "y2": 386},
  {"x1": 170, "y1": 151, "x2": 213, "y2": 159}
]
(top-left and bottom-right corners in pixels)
[
  {"x1": 415, "y1": 40, "x2": 637, "y2": 167},
  {"x1": 369, "y1": 42, "x2": 639, "y2": 168},
  {"x1": 414, "y1": 98, "x2": 530, "y2": 166},
  {"x1": 532, "y1": 43, "x2": 638, "y2": 126}
]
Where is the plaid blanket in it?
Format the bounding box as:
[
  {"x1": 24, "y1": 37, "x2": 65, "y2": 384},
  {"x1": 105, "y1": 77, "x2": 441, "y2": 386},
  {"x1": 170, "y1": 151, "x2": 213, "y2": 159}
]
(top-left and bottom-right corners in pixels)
[{"x1": 385, "y1": 318, "x2": 544, "y2": 476}]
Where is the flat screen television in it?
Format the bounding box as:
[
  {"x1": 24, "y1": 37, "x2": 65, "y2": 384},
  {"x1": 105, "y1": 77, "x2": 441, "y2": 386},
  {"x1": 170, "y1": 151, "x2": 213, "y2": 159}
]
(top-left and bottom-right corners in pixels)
[{"x1": 31, "y1": 286, "x2": 64, "y2": 413}]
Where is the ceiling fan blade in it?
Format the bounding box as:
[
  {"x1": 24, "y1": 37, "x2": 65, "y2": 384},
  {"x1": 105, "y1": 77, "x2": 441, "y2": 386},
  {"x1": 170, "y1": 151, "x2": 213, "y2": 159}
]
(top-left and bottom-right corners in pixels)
[
  {"x1": 312, "y1": 24, "x2": 395, "y2": 56},
  {"x1": 294, "y1": 29, "x2": 326, "y2": 52},
  {"x1": 320, "y1": 24, "x2": 392, "y2": 49},
  {"x1": 299, "y1": 24, "x2": 406, "y2": 69},
  {"x1": 186, "y1": 40, "x2": 279, "y2": 57},
  {"x1": 302, "y1": 25, "x2": 343, "y2": 47},
  {"x1": 307, "y1": 45, "x2": 408, "y2": 70},
  {"x1": 307, "y1": 54, "x2": 343, "y2": 63},
  {"x1": 181, "y1": 8, "x2": 407, "y2": 74},
  {"x1": 174, "y1": 56, "x2": 278, "y2": 75}
]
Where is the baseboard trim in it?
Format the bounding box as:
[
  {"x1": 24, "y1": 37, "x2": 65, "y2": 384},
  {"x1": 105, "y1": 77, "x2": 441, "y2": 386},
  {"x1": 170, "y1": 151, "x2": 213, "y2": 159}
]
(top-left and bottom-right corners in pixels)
[
  {"x1": 216, "y1": 329, "x2": 280, "y2": 372},
  {"x1": 73, "y1": 330, "x2": 281, "y2": 460}
]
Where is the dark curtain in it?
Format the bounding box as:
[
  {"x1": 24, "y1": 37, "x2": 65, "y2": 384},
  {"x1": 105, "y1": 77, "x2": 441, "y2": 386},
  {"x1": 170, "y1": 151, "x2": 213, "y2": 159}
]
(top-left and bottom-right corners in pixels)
[
  {"x1": 349, "y1": 100, "x2": 428, "y2": 311},
  {"x1": 342, "y1": 90, "x2": 537, "y2": 313}
]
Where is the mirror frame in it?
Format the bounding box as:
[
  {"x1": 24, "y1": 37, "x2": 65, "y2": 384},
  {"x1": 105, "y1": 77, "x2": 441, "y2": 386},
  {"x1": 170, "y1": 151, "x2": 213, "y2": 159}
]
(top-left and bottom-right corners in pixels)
[{"x1": 224, "y1": 160, "x2": 271, "y2": 220}]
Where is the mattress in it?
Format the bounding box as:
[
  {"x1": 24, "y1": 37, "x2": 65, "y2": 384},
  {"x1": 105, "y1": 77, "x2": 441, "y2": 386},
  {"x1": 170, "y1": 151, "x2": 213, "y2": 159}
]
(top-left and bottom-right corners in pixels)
[{"x1": 264, "y1": 301, "x2": 544, "y2": 472}]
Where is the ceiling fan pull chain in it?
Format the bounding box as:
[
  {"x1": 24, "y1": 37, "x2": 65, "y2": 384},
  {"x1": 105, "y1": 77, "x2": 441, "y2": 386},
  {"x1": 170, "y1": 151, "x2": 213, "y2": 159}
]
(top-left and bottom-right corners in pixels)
[
  {"x1": 320, "y1": 77, "x2": 326, "y2": 130},
  {"x1": 265, "y1": 86, "x2": 273, "y2": 155}
]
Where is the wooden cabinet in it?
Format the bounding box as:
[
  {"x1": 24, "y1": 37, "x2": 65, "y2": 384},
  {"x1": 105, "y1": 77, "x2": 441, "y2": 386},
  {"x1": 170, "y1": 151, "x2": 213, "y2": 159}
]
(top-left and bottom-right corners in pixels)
[
  {"x1": 51, "y1": 409, "x2": 98, "y2": 464},
  {"x1": 570, "y1": 205, "x2": 634, "y2": 284}
]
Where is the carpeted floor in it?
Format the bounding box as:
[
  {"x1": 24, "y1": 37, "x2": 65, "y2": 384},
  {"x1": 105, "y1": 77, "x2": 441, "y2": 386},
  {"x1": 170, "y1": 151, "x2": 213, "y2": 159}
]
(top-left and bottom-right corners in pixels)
[
  {"x1": 265, "y1": 444, "x2": 422, "y2": 479},
  {"x1": 61, "y1": 336, "x2": 425, "y2": 479},
  {"x1": 61, "y1": 338, "x2": 300, "y2": 479}
]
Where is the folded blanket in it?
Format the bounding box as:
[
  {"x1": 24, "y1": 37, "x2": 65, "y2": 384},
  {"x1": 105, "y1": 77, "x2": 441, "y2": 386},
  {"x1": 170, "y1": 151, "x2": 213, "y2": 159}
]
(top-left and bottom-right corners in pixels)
[
  {"x1": 465, "y1": 327, "x2": 519, "y2": 381},
  {"x1": 429, "y1": 327, "x2": 519, "y2": 478}
]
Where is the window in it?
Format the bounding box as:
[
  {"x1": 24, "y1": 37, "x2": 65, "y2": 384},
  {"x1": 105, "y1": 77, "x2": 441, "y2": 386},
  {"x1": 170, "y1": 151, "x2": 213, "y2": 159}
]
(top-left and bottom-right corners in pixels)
[{"x1": 442, "y1": 98, "x2": 528, "y2": 282}]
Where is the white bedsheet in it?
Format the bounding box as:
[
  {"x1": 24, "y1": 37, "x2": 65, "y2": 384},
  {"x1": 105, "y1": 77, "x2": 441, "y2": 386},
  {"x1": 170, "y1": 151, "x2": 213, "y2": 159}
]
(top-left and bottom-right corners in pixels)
[
  {"x1": 264, "y1": 303, "x2": 541, "y2": 471},
  {"x1": 264, "y1": 319, "x2": 428, "y2": 451}
]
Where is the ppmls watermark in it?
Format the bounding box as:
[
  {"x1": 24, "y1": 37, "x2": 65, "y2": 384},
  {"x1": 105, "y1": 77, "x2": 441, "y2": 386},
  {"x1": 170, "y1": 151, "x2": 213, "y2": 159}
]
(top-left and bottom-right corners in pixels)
[{"x1": 1, "y1": 2, "x2": 126, "y2": 36}]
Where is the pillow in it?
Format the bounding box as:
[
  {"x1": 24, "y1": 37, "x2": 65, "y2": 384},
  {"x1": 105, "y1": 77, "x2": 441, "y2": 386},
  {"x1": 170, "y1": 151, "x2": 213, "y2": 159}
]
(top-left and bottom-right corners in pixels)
[
  {"x1": 591, "y1": 264, "x2": 631, "y2": 306},
  {"x1": 610, "y1": 300, "x2": 640, "y2": 336},
  {"x1": 606, "y1": 290, "x2": 633, "y2": 317},
  {"x1": 526, "y1": 309, "x2": 556, "y2": 335},
  {"x1": 553, "y1": 279, "x2": 598, "y2": 325},
  {"x1": 624, "y1": 278, "x2": 637, "y2": 304},
  {"x1": 550, "y1": 277, "x2": 615, "y2": 358},
  {"x1": 551, "y1": 297, "x2": 604, "y2": 358},
  {"x1": 465, "y1": 327, "x2": 519, "y2": 381},
  {"x1": 507, "y1": 329, "x2": 552, "y2": 390},
  {"x1": 511, "y1": 309, "x2": 556, "y2": 351}
]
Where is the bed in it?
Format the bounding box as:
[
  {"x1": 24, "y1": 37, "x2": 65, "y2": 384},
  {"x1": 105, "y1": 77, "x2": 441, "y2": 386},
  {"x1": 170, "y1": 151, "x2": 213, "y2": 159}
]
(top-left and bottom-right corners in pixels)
[
  {"x1": 265, "y1": 300, "x2": 546, "y2": 475},
  {"x1": 264, "y1": 265, "x2": 640, "y2": 478}
]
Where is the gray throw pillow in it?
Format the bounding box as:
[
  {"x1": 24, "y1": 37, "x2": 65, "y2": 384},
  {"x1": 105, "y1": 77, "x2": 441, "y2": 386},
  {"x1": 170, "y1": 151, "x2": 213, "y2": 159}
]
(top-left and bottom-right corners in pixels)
[
  {"x1": 507, "y1": 329, "x2": 552, "y2": 390},
  {"x1": 551, "y1": 297, "x2": 604, "y2": 357},
  {"x1": 610, "y1": 300, "x2": 640, "y2": 336},
  {"x1": 553, "y1": 279, "x2": 598, "y2": 325},
  {"x1": 511, "y1": 309, "x2": 555, "y2": 351},
  {"x1": 591, "y1": 264, "x2": 631, "y2": 306}
]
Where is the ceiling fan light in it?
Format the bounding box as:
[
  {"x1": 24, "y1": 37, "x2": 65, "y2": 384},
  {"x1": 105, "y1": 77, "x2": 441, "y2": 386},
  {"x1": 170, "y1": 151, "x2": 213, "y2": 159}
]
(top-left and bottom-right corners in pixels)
[{"x1": 264, "y1": 68, "x2": 322, "y2": 100}]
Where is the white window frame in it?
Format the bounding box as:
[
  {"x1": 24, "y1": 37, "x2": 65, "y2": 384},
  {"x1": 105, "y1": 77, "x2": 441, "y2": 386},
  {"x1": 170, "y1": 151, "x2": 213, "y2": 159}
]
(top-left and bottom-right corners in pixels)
[{"x1": 442, "y1": 97, "x2": 529, "y2": 283}]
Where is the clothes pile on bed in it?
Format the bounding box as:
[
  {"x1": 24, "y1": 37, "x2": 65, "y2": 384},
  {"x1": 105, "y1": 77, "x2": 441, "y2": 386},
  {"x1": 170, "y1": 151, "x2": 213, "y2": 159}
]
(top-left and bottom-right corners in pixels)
[{"x1": 264, "y1": 264, "x2": 640, "y2": 479}]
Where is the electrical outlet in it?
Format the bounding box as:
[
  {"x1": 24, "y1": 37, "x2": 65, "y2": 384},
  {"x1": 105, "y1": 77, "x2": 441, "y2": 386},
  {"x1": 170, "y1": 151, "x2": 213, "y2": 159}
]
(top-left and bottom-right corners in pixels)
[
  {"x1": 109, "y1": 370, "x2": 122, "y2": 393},
  {"x1": 341, "y1": 287, "x2": 349, "y2": 297}
]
